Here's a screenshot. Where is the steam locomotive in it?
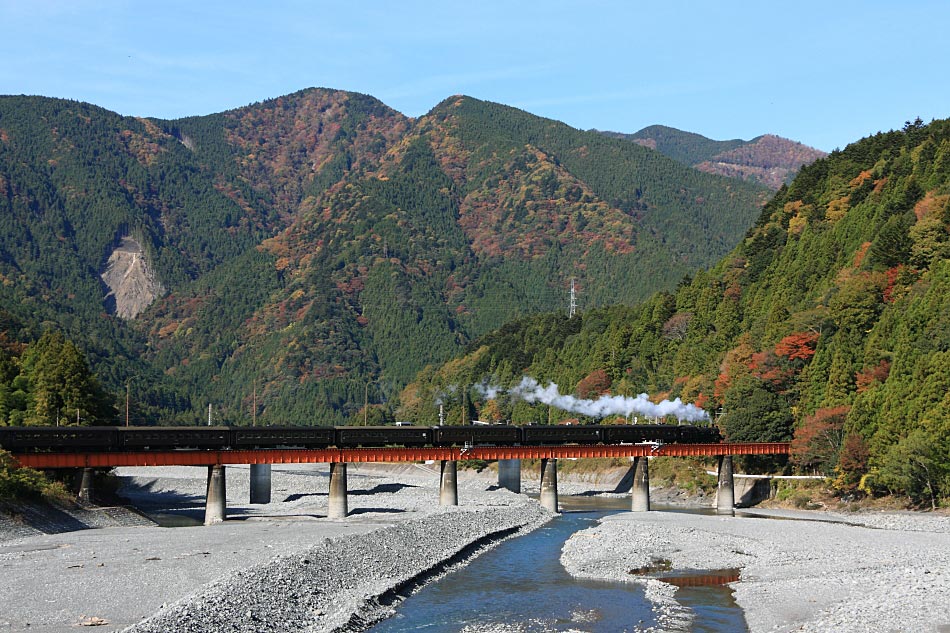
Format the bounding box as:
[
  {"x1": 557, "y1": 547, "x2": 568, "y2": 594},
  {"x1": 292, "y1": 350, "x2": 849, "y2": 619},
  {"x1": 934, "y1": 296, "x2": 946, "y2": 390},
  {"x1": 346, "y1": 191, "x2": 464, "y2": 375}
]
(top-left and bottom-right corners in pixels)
[{"x1": 0, "y1": 423, "x2": 721, "y2": 453}]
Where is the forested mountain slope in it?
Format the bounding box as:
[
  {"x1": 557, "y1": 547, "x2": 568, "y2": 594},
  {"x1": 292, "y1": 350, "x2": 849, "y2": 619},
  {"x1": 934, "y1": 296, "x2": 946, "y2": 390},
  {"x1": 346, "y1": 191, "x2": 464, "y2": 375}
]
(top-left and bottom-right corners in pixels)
[
  {"x1": 693, "y1": 134, "x2": 828, "y2": 190},
  {"x1": 0, "y1": 90, "x2": 409, "y2": 414},
  {"x1": 405, "y1": 118, "x2": 950, "y2": 504},
  {"x1": 602, "y1": 125, "x2": 749, "y2": 166},
  {"x1": 602, "y1": 125, "x2": 826, "y2": 190},
  {"x1": 0, "y1": 89, "x2": 768, "y2": 424}
]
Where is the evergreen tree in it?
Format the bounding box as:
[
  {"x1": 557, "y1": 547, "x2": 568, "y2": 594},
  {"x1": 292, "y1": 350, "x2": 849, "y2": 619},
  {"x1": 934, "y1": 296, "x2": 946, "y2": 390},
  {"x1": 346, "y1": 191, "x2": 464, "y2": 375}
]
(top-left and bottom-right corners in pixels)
[{"x1": 9, "y1": 331, "x2": 116, "y2": 426}]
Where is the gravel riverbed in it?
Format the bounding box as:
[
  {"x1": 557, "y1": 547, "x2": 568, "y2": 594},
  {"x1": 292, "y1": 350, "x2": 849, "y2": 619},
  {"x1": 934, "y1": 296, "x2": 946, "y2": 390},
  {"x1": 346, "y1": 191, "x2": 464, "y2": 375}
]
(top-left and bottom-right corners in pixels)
[
  {"x1": 560, "y1": 508, "x2": 950, "y2": 633},
  {"x1": 8, "y1": 460, "x2": 946, "y2": 633},
  {"x1": 0, "y1": 463, "x2": 548, "y2": 633}
]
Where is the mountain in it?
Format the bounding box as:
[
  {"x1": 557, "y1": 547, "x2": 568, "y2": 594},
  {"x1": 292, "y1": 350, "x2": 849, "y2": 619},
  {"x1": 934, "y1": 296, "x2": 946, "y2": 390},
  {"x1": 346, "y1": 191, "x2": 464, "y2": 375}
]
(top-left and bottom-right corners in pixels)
[
  {"x1": 693, "y1": 134, "x2": 829, "y2": 190},
  {"x1": 600, "y1": 125, "x2": 827, "y2": 190},
  {"x1": 601, "y1": 125, "x2": 749, "y2": 166},
  {"x1": 0, "y1": 89, "x2": 769, "y2": 424},
  {"x1": 407, "y1": 117, "x2": 950, "y2": 505}
]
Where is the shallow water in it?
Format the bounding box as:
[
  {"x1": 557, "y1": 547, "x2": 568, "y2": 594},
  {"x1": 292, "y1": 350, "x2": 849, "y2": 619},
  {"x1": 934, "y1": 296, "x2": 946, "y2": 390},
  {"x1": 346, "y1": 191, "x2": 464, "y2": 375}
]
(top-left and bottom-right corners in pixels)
[
  {"x1": 370, "y1": 497, "x2": 748, "y2": 633},
  {"x1": 371, "y1": 508, "x2": 655, "y2": 632}
]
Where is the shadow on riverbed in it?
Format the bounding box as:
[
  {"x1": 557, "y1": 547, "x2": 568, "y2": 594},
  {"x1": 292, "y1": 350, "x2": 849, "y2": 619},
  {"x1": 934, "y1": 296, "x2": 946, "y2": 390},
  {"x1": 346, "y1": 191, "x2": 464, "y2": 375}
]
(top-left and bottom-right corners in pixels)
[
  {"x1": 6, "y1": 503, "x2": 94, "y2": 533},
  {"x1": 148, "y1": 510, "x2": 204, "y2": 527},
  {"x1": 118, "y1": 478, "x2": 206, "y2": 511},
  {"x1": 282, "y1": 483, "x2": 419, "y2": 503},
  {"x1": 351, "y1": 483, "x2": 420, "y2": 496},
  {"x1": 283, "y1": 492, "x2": 327, "y2": 502},
  {"x1": 349, "y1": 508, "x2": 406, "y2": 515}
]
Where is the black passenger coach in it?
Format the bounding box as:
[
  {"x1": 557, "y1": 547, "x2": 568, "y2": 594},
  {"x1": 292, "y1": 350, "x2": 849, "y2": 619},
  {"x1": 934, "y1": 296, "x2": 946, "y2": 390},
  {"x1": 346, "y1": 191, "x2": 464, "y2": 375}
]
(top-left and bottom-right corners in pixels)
[{"x1": 0, "y1": 423, "x2": 721, "y2": 452}]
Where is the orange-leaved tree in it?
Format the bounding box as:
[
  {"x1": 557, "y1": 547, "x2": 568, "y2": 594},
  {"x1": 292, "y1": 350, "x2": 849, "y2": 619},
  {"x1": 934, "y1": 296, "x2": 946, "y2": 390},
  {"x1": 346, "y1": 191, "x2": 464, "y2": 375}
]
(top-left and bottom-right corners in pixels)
[{"x1": 790, "y1": 406, "x2": 851, "y2": 475}]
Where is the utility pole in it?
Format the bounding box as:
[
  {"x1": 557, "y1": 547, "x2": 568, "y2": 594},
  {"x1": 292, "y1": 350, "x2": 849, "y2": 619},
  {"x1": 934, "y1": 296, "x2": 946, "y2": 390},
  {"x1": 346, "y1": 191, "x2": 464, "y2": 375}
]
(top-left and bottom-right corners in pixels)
[
  {"x1": 364, "y1": 381, "x2": 369, "y2": 426},
  {"x1": 125, "y1": 381, "x2": 130, "y2": 427},
  {"x1": 252, "y1": 380, "x2": 257, "y2": 427},
  {"x1": 569, "y1": 278, "x2": 577, "y2": 319}
]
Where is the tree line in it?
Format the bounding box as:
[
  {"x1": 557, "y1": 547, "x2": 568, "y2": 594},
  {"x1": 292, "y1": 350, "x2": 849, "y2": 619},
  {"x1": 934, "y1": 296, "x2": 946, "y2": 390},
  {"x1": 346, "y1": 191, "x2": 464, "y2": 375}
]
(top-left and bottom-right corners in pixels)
[{"x1": 399, "y1": 117, "x2": 950, "y2": 507}]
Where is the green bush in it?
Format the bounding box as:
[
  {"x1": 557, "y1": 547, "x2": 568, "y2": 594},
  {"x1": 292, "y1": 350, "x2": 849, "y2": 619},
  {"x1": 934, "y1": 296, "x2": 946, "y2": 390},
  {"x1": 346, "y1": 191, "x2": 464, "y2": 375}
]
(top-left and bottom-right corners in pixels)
[
  {"x1": 0, "y1": 449, "x2": 61, "y2": 500},
  {"x1": 458, "y1": 459, "x2": 489, "y2": 472},
  {"x1": 774, "y1": 479, "x2": 824, "y2": 508},
  {"x1": 648, "y1": 456, "x2": 718, "y2": 495}
]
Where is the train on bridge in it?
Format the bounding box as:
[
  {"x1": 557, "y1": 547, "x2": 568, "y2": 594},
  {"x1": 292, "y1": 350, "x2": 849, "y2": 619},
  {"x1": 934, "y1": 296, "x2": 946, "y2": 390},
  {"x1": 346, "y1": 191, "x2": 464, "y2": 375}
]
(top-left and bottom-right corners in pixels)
[{"x1": 0, "y1": 423, "x2": 721, "y2": 453}]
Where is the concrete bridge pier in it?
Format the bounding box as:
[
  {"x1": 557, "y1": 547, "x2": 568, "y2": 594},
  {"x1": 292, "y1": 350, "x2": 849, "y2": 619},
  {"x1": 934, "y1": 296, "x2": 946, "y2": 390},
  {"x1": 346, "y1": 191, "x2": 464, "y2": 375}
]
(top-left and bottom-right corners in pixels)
[
  {"x1": 204, "y1": 465, "x2": 227, "y2": 525},
  {"x1": 539, "y1": 458, "x2": 559, "y2": 513},
  {"x1": 498, "y1": 458, "x2": 522, "y2": 493},
  {"x1": 328, "y1": 462, "x2": 348, "y2": 519},
  {"x1": 249, "y1": 463, "x2": 272, "y2": 504},
  {"x1": 440, "y1": 460, "x2": 458, "y2": 506},
  {"x1": 631, "y1": 456, "x2": 651, "y2": 512},
  {"x1": 716, "y1": 455, "x2": 735, "y2": 516},
  {"x1": 77, "y1": 468, "x2": 94, "y2": 503}
]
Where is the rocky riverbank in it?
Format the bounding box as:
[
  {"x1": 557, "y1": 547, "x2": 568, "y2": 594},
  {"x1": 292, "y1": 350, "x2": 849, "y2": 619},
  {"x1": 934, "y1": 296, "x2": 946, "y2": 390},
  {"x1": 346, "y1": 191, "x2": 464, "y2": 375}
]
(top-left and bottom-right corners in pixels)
[
  {"x1": 0, "y1": 463, "x2": 549, "y2": 633},
  {"x1": 130, "y1": 507, "x2": 546, "y2": 633},
  {"x1": 560, "y1": 508, "x2": 950, "y2": 632},
  {"x1": 0, "y1": 496, "x2": 154, "y2": 543}
]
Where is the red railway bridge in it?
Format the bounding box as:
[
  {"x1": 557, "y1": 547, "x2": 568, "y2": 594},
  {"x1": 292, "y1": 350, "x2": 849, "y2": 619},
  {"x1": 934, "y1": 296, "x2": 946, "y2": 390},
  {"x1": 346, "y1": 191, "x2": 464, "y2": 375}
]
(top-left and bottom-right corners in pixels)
[
  {"x1": 12, "y1": 442, "x2": 790, "y2": 525},
  {"x1": 11, "y1": 442, "x2": 790, "y2": 469}
]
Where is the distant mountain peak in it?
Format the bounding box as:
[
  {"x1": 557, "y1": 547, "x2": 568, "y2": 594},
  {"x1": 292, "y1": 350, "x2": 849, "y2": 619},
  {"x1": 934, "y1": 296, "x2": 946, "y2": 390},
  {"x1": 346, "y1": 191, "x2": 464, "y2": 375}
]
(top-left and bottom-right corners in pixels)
[{"x1": 597, "y1": 125, "x2": 826, "y2": 190}]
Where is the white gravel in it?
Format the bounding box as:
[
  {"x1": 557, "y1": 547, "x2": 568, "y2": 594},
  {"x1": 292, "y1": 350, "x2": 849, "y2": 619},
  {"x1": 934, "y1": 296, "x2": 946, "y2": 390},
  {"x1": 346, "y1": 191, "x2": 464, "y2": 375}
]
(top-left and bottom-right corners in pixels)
[
  {"x1": 0, "y1": 463, "x2": 549, "y2": 633},
  {"x1": 560, "y1": 508, "x2": 950, "y2": 633}
]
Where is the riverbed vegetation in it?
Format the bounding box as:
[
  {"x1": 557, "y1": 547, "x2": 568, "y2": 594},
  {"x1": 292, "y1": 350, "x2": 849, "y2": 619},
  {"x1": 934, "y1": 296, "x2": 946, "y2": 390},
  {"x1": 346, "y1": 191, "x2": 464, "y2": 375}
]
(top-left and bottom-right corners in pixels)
[{"x1": 0, "y1": 449, "x2": 67, "y2": 500}]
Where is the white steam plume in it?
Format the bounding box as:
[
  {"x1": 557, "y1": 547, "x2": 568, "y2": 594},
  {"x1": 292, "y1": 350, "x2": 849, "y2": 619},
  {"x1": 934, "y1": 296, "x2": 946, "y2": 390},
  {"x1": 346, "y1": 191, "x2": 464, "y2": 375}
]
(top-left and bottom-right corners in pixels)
[
  {"x1": 472, "y1": 380, "x2": 503, "y2": 401},
  {"x1": 507, "y1": 377, "x2": 710, "y2": 423},
  {"x1": 433, "y1": 384, "x2": 458, "y2": 406}
]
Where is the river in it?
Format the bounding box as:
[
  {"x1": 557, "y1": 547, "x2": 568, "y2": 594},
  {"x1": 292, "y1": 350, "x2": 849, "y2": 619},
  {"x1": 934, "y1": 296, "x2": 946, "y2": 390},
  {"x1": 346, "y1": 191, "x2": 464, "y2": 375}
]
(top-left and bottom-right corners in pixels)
[{"x1": 370, "y1": 496, "x2": 747, "y2": 633}]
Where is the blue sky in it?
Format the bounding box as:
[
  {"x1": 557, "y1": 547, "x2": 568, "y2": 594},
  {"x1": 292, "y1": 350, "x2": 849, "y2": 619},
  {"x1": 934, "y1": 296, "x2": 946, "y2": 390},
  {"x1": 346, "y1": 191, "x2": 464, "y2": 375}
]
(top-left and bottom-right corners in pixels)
[{"x1": 1, "y1": 0, "x2": 947, "y2": 151}]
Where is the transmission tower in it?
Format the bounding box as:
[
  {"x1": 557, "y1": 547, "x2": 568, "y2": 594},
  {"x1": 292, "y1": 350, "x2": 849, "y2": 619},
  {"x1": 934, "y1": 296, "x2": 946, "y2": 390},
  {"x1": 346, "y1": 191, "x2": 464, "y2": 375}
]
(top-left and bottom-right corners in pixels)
[{"x1": 569, "y1": 278, "x2": 577, "y2": 319}]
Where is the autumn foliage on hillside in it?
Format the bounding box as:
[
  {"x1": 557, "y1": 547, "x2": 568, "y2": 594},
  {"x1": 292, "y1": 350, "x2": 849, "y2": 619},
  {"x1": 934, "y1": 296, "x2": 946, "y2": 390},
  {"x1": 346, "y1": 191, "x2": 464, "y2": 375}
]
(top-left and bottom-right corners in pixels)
[
  {"x1": 695, "y1": 135, "x2": 828, "y2": 190},
  {"x1": 607, "y1": 126, "x2": 826, "y2": 190},
  {"x1": 791, "y1": 406, "x2": 851, "y2": 473},
  {"x1": 405, "y1": 117, "x2": 950, "y2": 505},
  {"x1": 0, "y1": 91, "x2": 770, "y2": 426},
  {"x1": 774, "y1": 332, "x2": 819, "y2": 360}
]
